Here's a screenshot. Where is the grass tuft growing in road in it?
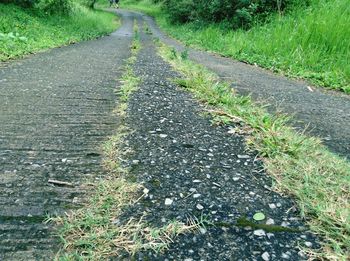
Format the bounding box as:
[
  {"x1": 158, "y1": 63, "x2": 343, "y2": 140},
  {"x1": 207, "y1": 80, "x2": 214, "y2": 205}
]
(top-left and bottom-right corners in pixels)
[
  {"x1": 0, "y1": 3, "x2": 119, "y2": 61},
  {"x1": 158, "y1": 43, "x2": 350, "y2": 260}
]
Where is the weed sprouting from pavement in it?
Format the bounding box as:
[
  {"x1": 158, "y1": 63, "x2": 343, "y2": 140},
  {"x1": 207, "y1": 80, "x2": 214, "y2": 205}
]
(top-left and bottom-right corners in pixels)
[
  {"x1": 158, "y1": 43, "x2": 350, "y2": 260},
  {"x1": 180, "y1": 49, "x2": 189, "y2": 60},
  {"x1": 170, "y1": 47, "x2": 177, "y2": 60}
]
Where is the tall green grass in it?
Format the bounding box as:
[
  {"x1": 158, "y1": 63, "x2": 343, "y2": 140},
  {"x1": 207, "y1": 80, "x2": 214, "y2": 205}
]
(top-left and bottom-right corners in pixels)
[
  {"x1": 0, "y1": 3, "x2": 119, "y2": 60},
  {"x1": 123, "y1": 0, "x2": 350, "y2": 93}
]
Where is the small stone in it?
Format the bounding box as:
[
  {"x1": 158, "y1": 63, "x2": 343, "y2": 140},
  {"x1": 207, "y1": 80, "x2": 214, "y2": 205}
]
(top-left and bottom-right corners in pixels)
[
  {"x1": 249, "y1": 192, "x2": 255, "y2": 196},
  {"x1": 161, "y1": 217, "x2": 166, "y2": 223},
  {"x1": 266, "y1": 218, "x2": 275, "y2": 225},
  {"x1": 143, "y1": 188, "x2": 149, "y2": 195},
  {"x1": 193, "y1": 194, "x2": 201, "y2": 198},
  {"x1": 266, "y1": 233, "x2": 274, "y2": 239},
  {"x1": 184, "y1": 259, "x2": 193, "y2": 261},
  {"x1": 305, "y1": 241, "x2": 313, "y2": 247},
  {"x1": 253, "y1": 229, "x2": 266, "y2": 237},
  {"x1": 281, "y1": 221, "x2": 290, "y2": 227},
  {"x1": 282, "y1": 253, "x2": 290, "y2": 259},
  {"x1": 262, "y1": 251, "x2": 270, "y2": 261},
  {"x1": 180, "y1": 193, "x2": 184, "y2": 198},
  {"x1": 199, "y1": 228, "x2": 206, "y2": 234},
  {"x1": 189, "y1": 188, "x2": 196, "y2": 192},
  {"x1": 196, "y1": 204, "x2": 204, "y2": 210},
  {"x1": 232, "y1": 177, "x2": 240, "y2": 181},
  {"x1": 132, "y1": 160, "x2": 140, "y2": 165},
  {"x1": 207, "y1": 153, "x2": 214, "y2": 157},
  {"x1": 193, "y1": 179, "x2": 201, "y2": 183},
  {"x1": 269, "y1": 203, "x2": 276, "y2": 209},
  {"x1": 159, "y1": 134, "x2": 168, "y2": 138},
  {"x1": 61, "y1": 158, "x2": 67, "y2": 163},
  {"x1": 164, "y1": 198, "x2": 173, "y2": 205},
  {"x1": 276, "y1": 203, "x2": 282, "y2": 207},
  {"x1": 237, "y1": 155, "x2": 250, "y2": 159},
  {"x1": 206, "y1": 174, "x2": 211, "y2": 178}
]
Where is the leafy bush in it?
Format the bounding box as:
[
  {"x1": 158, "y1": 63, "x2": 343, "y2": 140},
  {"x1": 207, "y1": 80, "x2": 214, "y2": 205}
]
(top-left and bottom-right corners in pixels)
[
  {"x1": 162, "y1": 0, "x2": 310, "y2": 29},
  {"x1": 0, "y1": 0, "x2": 73, "y2": 14},
  {"x1": 35, "y1": 0, "x2": 72, "y2": 14}
]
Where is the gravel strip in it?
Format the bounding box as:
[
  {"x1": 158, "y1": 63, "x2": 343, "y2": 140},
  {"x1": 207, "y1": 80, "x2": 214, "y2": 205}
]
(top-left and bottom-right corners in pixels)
[{"x1": 120, "y1": 28, "x2": 320, "y2": 260}]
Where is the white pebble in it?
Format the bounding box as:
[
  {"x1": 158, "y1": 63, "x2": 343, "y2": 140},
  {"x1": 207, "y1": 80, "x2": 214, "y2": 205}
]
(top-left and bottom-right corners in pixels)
[
  {"x1": 305, "y1": 241, "x2": 313, "y2": 247},
  {"x1": 196, "y1": 204, "x2": 204, "y2": 210},
  {"x1": 266, "y1": 218, "x2": 275, "y2": 225},
  {"x1": 164, "y1": 198, "x2": 173, "y2": 205},
  {"x1": 269, "y1": 203, "x2": 276, "y2": 209},
  {"x1": 253, "y1": 229, "x2": 266, "y2": 237},
  {"x1": 262, "y1": 251, "x2": 270, "y2": 261}
]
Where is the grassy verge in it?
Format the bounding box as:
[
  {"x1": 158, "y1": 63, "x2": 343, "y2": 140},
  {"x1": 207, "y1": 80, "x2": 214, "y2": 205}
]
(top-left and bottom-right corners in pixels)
[
  {"x1": 157, "y1": 43, "x2": 350, "y2": 260},
  {"x1": 0, "y1": 3, "x2": 119, "y2": 61},
  {"x1": 122, "y1": 0, "x2": 350, "y2": 93},
  {"x1": 49, "y1": 29, "x2": 198, "y2": 260}
]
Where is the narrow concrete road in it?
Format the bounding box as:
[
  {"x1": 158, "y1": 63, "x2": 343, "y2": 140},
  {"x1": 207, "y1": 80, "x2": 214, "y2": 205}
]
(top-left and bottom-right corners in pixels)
[
  {"x1": 0, "y1": 13, "x2": 134, "y2": 260},
  {"x1": 0, "y1": 9, "x2": 347, "y2": 260},
  {"x1": 137, "y1": 11, "x2": 350, "y2": 159}
]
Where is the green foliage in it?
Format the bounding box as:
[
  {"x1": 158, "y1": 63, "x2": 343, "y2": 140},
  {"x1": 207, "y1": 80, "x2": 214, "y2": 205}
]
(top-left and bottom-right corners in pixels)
[
  {"x1": 0, "y1": 0, "x2": 73, "y2": 13},
  {"x1": 0, "y1": 3, "x2": 119, "y2": 61},
  {"x1": 35, "y1": 0, "x2": 72, "y2": 14},
  {"x1": 126, "y1": 0, "x2": 349, "y2": 92},
  {"x1": 162, "y1": 0, "x2": 309, "y2": 29}
]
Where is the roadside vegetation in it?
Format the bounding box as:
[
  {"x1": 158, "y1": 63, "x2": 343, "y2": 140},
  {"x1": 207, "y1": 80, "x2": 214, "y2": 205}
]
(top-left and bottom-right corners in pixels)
[
  {"x1": 157, "y1": 43, "x2": 350, "y2": 260},
  {"x1": 122, "y1": 0, "x2": 350, "y2": 93},
  {"x1": 50, "y1": 27, "x2": 199, "y2": 260},
  {"x1": 0, "y1": 0, "x2": 119, "y2": 61}
]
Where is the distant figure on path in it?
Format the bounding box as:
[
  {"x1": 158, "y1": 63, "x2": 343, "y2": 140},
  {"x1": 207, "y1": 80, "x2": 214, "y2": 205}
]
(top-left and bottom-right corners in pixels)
[{"x1": 109, "y1": 0, "x2": 119, "y2": 8}]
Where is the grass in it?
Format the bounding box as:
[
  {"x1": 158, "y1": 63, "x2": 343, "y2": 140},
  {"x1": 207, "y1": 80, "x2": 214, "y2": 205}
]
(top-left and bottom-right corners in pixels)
[
  {"x1": 0, "y1": 3, "x2": 119, "y2": 61},
  {"x1": 122, "y1": 0, "x2": 350, "y2": 93},
  {"x1": 49, "y1": 32, "x2": 199, "y2": 260},
  {"x1": 157, "y1": 43, "x2": 350, "y2": 260}
]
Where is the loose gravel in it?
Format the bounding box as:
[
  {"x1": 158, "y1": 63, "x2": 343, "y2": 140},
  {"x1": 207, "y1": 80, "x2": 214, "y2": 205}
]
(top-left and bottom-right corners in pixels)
[{"x1": 118, "y1": 25, "x2": 320, "y2": 260}]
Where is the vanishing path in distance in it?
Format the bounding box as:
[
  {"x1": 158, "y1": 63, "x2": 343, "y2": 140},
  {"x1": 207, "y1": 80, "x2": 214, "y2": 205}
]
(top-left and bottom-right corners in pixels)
[
  {"x1": 136, "y1": 11, "x2": 350, "y2": 159},
  {"x1": 0, "y1": 13, "x2": 134, "y2": 260}
]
